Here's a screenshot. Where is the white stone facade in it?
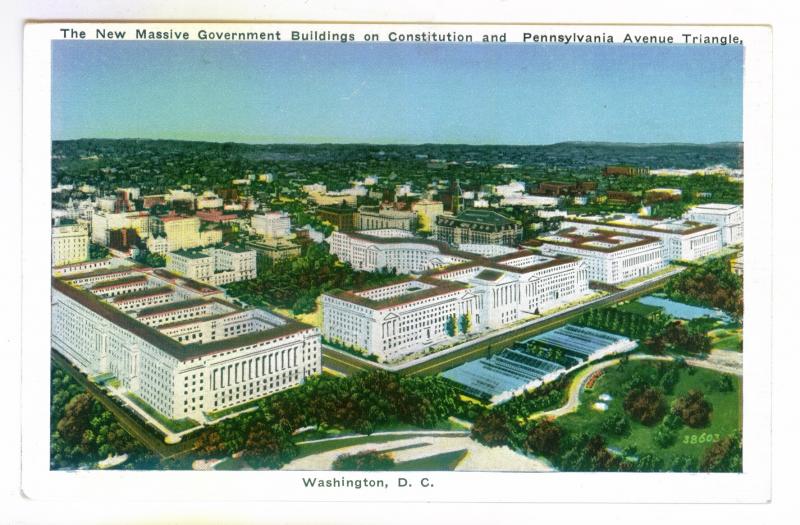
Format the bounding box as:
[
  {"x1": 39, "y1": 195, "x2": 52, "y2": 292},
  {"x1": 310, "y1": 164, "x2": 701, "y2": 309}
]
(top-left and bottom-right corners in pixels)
[
  {"x1": 327, "y1": 230, "x2": 469, "y2": 274},
  {"x1": 252, "y1": 212, "x2": 292, "y2": 238},
  {"x1": 322, "y1": 250, "x2": 589, "y2": 361},
  {"x1": 682, "y1": 203, "x2": 743, "y2": 245},
  {"x1": 52, "y1": 223, "x2": 90, "y2": 267},
  {"x1": 166, "y1": 246, "x2": 257, "y2": 286},
  {"x1": 561, "y1": 214, "x2": 723, "y2": 261},
  {"x1": 537, "y1": 228, "x2": 666, "y2": 284},
  {"x1": 52, "y1": 268, "x2": 321, "y2": 421}
]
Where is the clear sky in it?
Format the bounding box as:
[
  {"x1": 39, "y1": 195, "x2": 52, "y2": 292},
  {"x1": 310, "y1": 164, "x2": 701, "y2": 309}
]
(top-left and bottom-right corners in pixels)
[{"x1": 52, "y1": 41, "x2": 743, "y2": 145}]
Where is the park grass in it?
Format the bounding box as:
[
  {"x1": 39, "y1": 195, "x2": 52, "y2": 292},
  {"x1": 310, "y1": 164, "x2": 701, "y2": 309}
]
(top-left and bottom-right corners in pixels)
[
  {"x1": 557, "y1": 361, "x2": 742, "y2": 464},
  {"x1": 205, "y1": 398, "x2": 262, "y2": 421},
  {"x1": 125, "y1": 393, "x2": 200, "y2": 434},
  {"x1": 617, "y1": 265, "x2": 681, "y2": 290},
  {"x1": 712, "y1": 334, "x2": 743, "y2": 352},
  {"x1": 616, "y1": 301, "x2": 663, "y2": 317},
  {"x1": 392, "y1": 449, "x2": 469, "y2": 471},
  {"x1": 273, "y1": 297, "x2": 323, "y2": 328}
]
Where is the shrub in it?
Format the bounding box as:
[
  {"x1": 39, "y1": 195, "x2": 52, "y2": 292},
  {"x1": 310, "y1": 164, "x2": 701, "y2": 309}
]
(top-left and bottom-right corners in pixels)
[
  {"x1": 524, "y1": 419, "x2": 563, "y2": 457},
  {"x1": 700, "y1": 433, "x2": 742, "y2": 472},
  {"x1": 623, "y1": 387, "x2": 667, "y2": 426},
  {"x1": 332, "y1": 450, "x2": 395, "y2": 471},
  {"x1": 673, "y1": 390, "x2": 713, "y2": 428},
  {"x1": 471, "y1": 411, "x2": 511, "y2": 447},
  {"x1": 653, "y1": 424, "x2": 677, "y2": 448},
  {"x1": 600, "y1": 413, "x2": 630, "y2": 437}
]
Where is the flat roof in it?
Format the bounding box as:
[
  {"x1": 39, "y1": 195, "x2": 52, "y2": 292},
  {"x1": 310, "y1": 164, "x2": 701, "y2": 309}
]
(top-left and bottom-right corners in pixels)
[
  {"x1": 436, "y1": 209, "x2": 520, "y2": 229},
  {"x1": 564, "y1": 216, "x2": 717, "y2": 235},
  {"x1": 533, "y1": 227, "x2": 660, "y2": 253},
  {"x1": 171, "y1": 249, "x2": 211, "y2": 260},
  {"x1": 325, "y1": 275, "x2": 469, "y2": 310},
  {"x1": 136, "y1": 298, "x2": 211, "y2": 317},
  {"x1": 112, "y1": 286, "x2": 174, "y2": 302},
  {"x1": 53, "y1": 277, "x2": 314, "y2": 361}
]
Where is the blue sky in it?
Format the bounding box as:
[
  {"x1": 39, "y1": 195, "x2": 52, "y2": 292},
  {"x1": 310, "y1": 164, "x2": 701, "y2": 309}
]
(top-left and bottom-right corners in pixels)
[{"x1": 51, "y1": 41, "x2": 743, "y2": 145}]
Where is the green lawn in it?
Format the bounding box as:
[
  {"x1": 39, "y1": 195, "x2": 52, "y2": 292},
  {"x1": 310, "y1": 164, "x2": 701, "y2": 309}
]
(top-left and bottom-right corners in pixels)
[
  {"x1": 392, "y1": 449, "x2": 468, "y2": 471},
  {"x1": 206, "y1": 398, "x2": 262, "y2": 421},
  {"x1": 125, "y1": 393, "x2": 200, "y2": 434},
  {"x1": 557, "y1": 361, "x2": 742, "y2": 464},
  {"x1": 712, "y1": 334, "x2": 743, "y2": 352},
  {"x1": 616, "y1": 301, "x2": 662, "y2": 317}
]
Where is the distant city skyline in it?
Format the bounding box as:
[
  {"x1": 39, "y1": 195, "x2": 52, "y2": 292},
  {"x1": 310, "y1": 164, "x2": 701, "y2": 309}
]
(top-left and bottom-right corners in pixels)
[{"x1": 52, "y1": 41, "x2": 743, "y2": 145}]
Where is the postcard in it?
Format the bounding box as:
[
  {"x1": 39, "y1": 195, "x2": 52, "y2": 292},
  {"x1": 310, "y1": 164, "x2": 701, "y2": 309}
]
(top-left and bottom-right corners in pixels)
[{"x1": 20, "y1": 21, "x2": 772, "y2": 505}]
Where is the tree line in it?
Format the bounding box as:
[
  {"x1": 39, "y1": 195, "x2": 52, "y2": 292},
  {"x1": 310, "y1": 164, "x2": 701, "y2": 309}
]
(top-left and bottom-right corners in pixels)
[
  {"x1": 193, "y1": 370, "x2": 465, "y2": 469},
  {"x1": 224, "y1": 243, "x2": 400, "y2": 315}
]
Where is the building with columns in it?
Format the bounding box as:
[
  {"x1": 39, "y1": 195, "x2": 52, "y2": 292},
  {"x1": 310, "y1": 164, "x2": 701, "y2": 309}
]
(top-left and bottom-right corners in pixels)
[
  {"x1": 322, "y1": 249, "x2": 588, "y2": 361},
  {"x1": 682, "y1": 203, "x2": 743, "y2": 245},
  {"x1": 52, "y1": 222, "x2": 90, "y2": 267},
  {"x1": 327, "y1": 229, "x2": 471, "y2": 274},
  {"x1": 166, "y1": 245, "x2": 257, "y2": 286},
  {"x1": 560, "y1": 213, "x2": 723, "y2": 261},
  {"x1": 434, "y1": 209, "x2": 522, "y2": 246},
  {"x1": 52, "y1": 266, "x2": 320, "y2": 421},
  {"x1": 534, "y1": 227, "x2": 665, "y2": 284}
]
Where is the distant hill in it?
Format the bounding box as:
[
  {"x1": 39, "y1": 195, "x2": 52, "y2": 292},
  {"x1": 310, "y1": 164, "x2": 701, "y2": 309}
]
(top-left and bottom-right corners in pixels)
[{"x1": 52, "y1": 138, "x2": 743, "y2": 170}]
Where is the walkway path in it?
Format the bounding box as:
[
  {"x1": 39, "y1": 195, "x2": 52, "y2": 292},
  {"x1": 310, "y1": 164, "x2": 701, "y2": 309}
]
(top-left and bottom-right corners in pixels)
[{"x1": 531, "y1": 351, "x2": 742, "y2": 421}]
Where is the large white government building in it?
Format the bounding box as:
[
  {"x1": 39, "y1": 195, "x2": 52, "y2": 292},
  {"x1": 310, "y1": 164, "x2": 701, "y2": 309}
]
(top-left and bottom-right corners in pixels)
[
  {"x1": 52, "y1": 264, "x2": 321, "y2": 421},
  {"x1": 52, "y1": 222, "x2": 90, "y2": 267},
  {"x1": 682, "y1": 203, "x2": 743, "y2": 245},
  {"x1": 327, "y1": 229, "x2": 471, "y2": 274},
  {"x1": 165, "y1": 245, "x2": 257, "y2": 286},
  {"x1": 560, "y1": 213, "x2": 723, "y2": 261},
  {"x1": 534, "y1": 227, "x2": 665, "y2": 284},
  {"x1": 323, "y1": 230, "x2": 589, "y2": 361}
]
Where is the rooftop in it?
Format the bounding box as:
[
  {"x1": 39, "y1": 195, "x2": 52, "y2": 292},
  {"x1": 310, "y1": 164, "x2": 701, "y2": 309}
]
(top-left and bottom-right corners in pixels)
[
  {"x1": 436, "y1": 209, "x2": 520, "y2": 229},
  {"x1": 171, "y1": 249, "x2": 211, "y2": 260},
  {"x1": 326, "y1": 275, "x2": 469, "y2": 311},
  {"x1": 53, "y1": 277, "x2": 314, "y2": 362},
  {"x1": 534, "y1": 227, "x2": 660, "y2": 253}
]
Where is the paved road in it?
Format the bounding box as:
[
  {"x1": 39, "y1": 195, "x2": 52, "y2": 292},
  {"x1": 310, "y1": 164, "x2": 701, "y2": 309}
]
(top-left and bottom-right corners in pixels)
[
  {"x1": 401, "y1": 270, "x2": 681, "y2": 377},
  {"x1": 321, "y1": 272, "x2": 678, "y2": 378},
  {"x1": 51, "y1": 350, "x2": 197, "y2": 459}
]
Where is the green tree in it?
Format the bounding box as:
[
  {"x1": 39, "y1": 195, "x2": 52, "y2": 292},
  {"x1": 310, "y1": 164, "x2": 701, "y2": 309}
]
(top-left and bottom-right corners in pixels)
[
  {"x1": 445, "y1": 315, "x2": 458, "y2": 337},
  {"x1": 471, "y1": 411, "x2": 511, "y2": 447},
  {"x1": 459, "y1": 312, "x2": 472, "y2": 334},
  {"x1": 673, "y1": 390, "x2": 713, "y2": 428},
  {"x1": 332, "y1": 450, "x2": 395, "y2": 471},
  {"x1": 623, "y1": 387, "x2": 667, "y2": 426},
  {"x1": 700, "y1": 433, "x2": 742, "y2": 472},
  {"x1": 524, "y1": 419, "x2": 563, "y2": 457}
]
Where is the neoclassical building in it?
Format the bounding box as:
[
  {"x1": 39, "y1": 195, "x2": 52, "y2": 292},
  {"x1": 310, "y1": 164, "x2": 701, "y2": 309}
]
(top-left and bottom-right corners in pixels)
[
  {"x1": 52, "y1": 265, "x2": 320, "y2": 421},
  {"x1": 322, "y1": 249, "x2": 589, "y2": 361},
  {"x1": 534, "y1": 227, "x2": 666, "y2": 284},
  {"x1": 434, "y1": 209, "x2": 522, "y2": 246},
  {"x1": 560, "y1": 213, "x2": 723, "y2": 261}
]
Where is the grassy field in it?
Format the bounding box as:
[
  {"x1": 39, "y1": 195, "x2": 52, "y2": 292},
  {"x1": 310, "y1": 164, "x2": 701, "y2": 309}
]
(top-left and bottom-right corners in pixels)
[
  {"x1": 126, "y1": 393, "x2": 200, "y2": 433},
  {"x1": 205, "y1": 398, "x2": 262, "y2": 421},
  {"x1": 557, "y1": 361, "x2": 742, "y2": 464},
  {"x1": 616, "y1": 301, "x2": 662, "y2": 317},
  {"x1": 709, "y1": 328, "x2": 743, "y2": 352},
  {"x1": 274, "y1": 297, "x2": 323, "y2": 328}
]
